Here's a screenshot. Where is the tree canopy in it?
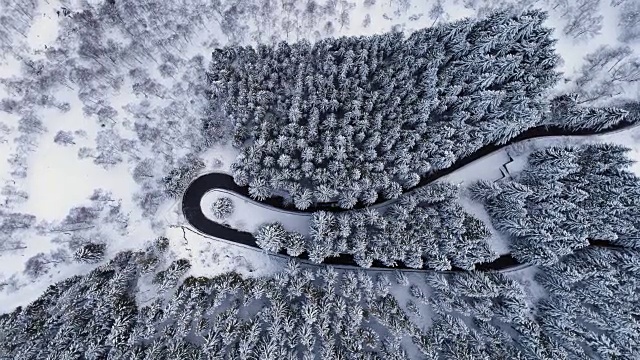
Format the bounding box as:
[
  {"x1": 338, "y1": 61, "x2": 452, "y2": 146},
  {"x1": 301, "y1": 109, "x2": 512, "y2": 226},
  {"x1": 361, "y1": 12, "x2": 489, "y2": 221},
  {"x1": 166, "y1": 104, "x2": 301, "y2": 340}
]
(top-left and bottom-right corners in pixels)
[
  {"x1": 210, "y1": 10, "x2": 561, "y2": 208},
  {"x1": 472, "y1": 143, "x2": 640, "y2": 264}
]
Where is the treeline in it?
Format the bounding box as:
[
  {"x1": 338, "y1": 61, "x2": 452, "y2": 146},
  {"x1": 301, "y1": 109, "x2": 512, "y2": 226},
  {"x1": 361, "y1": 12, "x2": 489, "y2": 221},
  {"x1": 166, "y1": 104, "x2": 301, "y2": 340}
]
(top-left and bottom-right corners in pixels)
[
  {"x1": 471, "y1": 143, "x2": 640, "y2": 265},
  {"x1": 257, "y1": 183, "x2": 496, "y2": 270},
  {"x1": 549, "y1": 93, "x2": 629, "y2": 131},
  {"x1": 3, "y1": 244, "x2": 639, "y2": 359},
  {"x1": 210, "y1": 10, "x2": 563, "y2": 209}
]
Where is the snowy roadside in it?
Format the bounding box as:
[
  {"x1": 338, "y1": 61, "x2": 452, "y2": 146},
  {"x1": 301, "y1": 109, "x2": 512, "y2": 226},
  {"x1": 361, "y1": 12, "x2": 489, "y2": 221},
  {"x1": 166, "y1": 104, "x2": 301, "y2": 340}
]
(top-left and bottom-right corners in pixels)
[{"x1": 201, "y1": 189, "x2": 311, "y2": 235}]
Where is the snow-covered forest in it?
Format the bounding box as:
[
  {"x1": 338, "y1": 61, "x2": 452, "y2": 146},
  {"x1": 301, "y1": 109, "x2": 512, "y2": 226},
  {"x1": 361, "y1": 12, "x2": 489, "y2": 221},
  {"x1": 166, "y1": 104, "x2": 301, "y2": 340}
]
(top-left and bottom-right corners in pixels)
[
  {"x1": 1, "y1": 0, "x2": 640, "y2": 358},
  {"x1": 216, "y1": 10, "x2": 565, "y2": 209},
  {"x1": 258, "y1": 183, "x2": 497, "y2": 269},
  {"x1": 2, "y1": 244, "x2": 639, "y2": 358},
  {"x1": 472, "y1": 142, "x2": 640, "y2": 265},
  {"x1": 211, "y1": 10, "x2": 635, "y2": 210}
]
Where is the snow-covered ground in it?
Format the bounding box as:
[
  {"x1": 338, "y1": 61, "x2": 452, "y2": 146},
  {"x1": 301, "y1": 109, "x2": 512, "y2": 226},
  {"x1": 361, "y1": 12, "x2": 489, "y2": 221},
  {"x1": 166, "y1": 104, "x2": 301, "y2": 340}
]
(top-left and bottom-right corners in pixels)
[
  {"x1": 16, "y1": 101, "x2": 136, "y2": 220},
  {"x1": 442, "y1": 151, "x2": 513, "y2": 185},
  {"x1": 201, "y1": 189, "x2": 311, "y2": 235},
  {"x1": 166, "y1": 225, "x2": 283, "y2": 278},
  {"x1": 199, "y1": 145, "x2": 240, "y2": 175}
]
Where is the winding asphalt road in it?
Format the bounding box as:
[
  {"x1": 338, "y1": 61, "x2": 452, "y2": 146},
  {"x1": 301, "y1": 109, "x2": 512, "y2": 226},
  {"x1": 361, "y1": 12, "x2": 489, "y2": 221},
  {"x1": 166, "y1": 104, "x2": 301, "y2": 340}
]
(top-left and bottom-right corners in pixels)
[{"x1": 182, "y1": 118, "x2": 637, "y2": 272}]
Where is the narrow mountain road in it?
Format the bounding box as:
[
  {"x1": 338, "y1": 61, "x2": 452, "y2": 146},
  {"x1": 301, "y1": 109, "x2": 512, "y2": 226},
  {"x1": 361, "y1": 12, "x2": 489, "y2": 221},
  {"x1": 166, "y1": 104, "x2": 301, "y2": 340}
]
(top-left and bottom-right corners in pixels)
[{"x1": 182, "y1": 119, "x2": 638, "y2": 272}]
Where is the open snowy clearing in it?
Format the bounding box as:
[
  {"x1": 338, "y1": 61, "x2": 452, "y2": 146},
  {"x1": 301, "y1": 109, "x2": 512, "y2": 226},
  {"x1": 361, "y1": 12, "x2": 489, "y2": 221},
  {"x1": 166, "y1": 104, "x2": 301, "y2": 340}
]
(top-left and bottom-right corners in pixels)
[
  {"x1": 167, "y1": 225, "x2": 283, "y2": 278},
  {"x1": 201, "y1": 189, "x2": 311, "y2": 235}
]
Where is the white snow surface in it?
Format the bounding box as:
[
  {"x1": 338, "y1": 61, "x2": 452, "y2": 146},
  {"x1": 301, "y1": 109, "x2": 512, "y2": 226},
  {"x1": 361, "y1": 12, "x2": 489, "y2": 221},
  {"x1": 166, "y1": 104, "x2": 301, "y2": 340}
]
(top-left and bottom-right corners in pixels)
[
  {"x1": 165, "y1": 225, "x2": 283, "y2": 279},
  {"x1": 201, "y1": 190, "x2": 311, "y2": 235}
]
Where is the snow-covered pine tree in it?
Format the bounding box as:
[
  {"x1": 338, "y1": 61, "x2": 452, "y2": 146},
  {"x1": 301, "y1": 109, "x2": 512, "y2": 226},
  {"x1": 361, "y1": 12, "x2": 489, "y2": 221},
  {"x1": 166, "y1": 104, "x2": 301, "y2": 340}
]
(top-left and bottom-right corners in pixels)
[
  {"x1": 550, "y1": 93, "x2": 630, "y2": 130},
  {"x1": 210, "y1": 197, "x2": 234, "y2": 219},
  {"x1": 73, "y1": 242, "x2": 106, "y2": 263},
  {"x1": 476, "y1": 142, "x2": 640, "y2": 265},
  {"x1": 255, "y1": 222, "x2": 288, "y2": 253}
]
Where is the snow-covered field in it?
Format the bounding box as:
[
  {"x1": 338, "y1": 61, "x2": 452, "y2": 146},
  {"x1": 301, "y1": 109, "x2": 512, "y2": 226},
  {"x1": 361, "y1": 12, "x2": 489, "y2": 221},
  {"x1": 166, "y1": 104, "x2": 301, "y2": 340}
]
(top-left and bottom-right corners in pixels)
[{"x1": 1, "y1": 0, "x2": 638, "y2": 311}]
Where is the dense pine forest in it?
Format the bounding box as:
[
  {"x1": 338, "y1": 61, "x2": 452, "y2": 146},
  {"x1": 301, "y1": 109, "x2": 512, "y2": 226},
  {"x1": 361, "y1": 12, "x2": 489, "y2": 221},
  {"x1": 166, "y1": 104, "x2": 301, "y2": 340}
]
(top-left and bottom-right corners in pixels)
[
  {"x1": 210, "y1": 10, "x2": 563, "y2": 209},
  {"x1": 253, "y1": 139, "x2": 640, "y2": 270},
  {"x1": 472, "y1": 143, "x2": 640, "y2": 265},
  {"x1": 2, "y1": 242, "x2": 639, "y2": 358},
  {"x1": 210, "y1": 10, "x2": 630, "y2": 210},
  {"x1": 257, "y1": 183, "x2": 497, "y2": 269}
]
